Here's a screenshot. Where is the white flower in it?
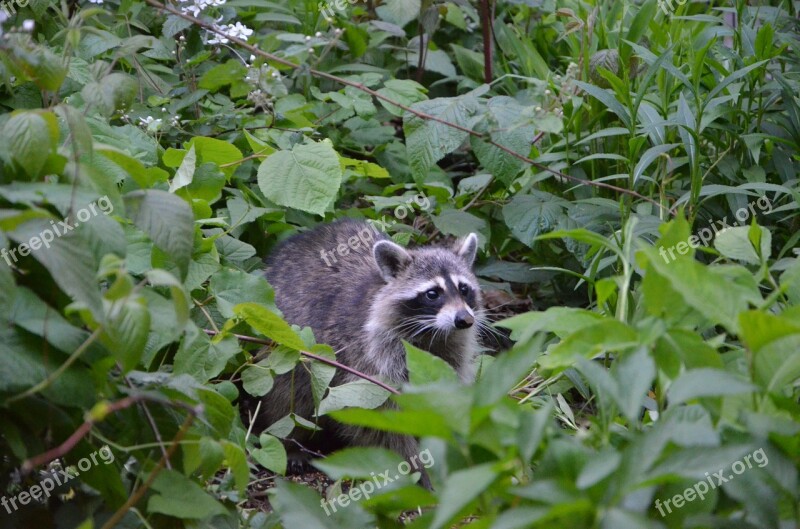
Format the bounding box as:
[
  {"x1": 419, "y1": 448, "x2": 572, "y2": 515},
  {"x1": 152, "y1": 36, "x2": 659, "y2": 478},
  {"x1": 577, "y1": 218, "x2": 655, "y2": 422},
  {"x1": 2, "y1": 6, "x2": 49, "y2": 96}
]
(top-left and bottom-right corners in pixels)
[
  {"x1": 314, "y1": 31, "x2": 322, "y2": 37},
  {"x1": 22, "y1": 20, "x2": 34, "y2": 31},
  {"x1": 87, "y1": 0, "x2": 103, "y2": 4},
  {"x1": 208, "y1": 22, "x2": 253, "y2": 44}
]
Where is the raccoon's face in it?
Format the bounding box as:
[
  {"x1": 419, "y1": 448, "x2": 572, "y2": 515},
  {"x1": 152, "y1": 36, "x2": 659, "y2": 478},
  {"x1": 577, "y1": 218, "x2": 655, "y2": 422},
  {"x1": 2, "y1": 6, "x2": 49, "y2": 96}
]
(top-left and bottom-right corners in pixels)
[{"x1": 371, "y1": 234, "x2": 483, "y2": 340}]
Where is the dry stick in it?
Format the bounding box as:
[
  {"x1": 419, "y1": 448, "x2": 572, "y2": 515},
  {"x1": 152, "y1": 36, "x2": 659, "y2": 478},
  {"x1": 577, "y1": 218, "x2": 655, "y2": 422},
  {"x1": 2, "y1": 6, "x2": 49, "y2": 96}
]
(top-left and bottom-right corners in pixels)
[
  {"x1": 99, "y1": 413, "x2": 195, "y2": 529},
  {"x1": 202, "y1": 329, "x2": 401, "y2": 395},
  {"x1": 141, "y1": 0, "x2": 667, "y2": 214},
  {"x1": 480, "y1": 0, "x2": 493, "y2": 83}
]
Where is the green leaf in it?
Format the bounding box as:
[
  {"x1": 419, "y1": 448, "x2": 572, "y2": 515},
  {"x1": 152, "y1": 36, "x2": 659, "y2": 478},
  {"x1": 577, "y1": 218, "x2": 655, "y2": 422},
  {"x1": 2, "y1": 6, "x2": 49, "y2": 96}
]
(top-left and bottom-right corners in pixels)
[
  {"x1": 668, "y1": 368, "x2": 756, "y2": 405},
  {"x1": 405, "y1": 342, "x2": 459, "y2": 384},
  {"x1": 257, "y1": 140, "x2": 343, "y2": 216},
  {"x1": 376, "y1": 0, "x2": 421, "y2": 27},
  {"x1": 404, "y1": 93, "x2": 481, "y2": 181},
  {"x1": 174, "y1": 325, "x2": 240, "y2": 381},
  {"x1": 713, "y1": 225, "x2": 771, "y2": 264},
  {"x1": 234, "y1": 302, "x2": 306, "y2": 350},
  {"x1": 376, "y1": 79, "x2": 428, "y2": 117},
  {"x1": 503, "y1": 191, "x2": 568, "y2": 247},
  {"x1": 147, "y1": 469, "x2": 226, "y2": 519},
  {"x1": 123, "y1": 190, "x2": 194, "y2": 279},
  {"x1": 330, "y1": 408, "x2": 455, "y2": 439},
  {"x1": 312, "y1": 447, "x2": 405, "y2": 480},
  {"x1": 471, "y1": 96, "x2": 536, "y2": 184},
  {"x1": 252, "y1": 434, "x2": 287, "y2": 475},
  {"x1": 269, "y1": 480, "x2": 343, "y2": 529},
  {"x1": 539, "y1": 320, "x2": 639, "y2": 371},
  {"x1": 574, "y1": 81, "x2": 631, "y2": 127},
  {"x1": 317, "y1": 380, "x2": 391, "y2": 415},
  {"x1": 241, "y1": 364, "x2": 274, "y2": 396},
  {"x1": 1, "y1": 111, "x2": 55, "y2": 178},
  {"x1": 169, "y1": 144, "x2": 196, "y2": 193},
  {"x1": 7, "y1": 219, "x2": 103, "y2": 316},
  {"x1": 221, "y1": 441, "x2": 249, "y2": 494},
  {"x1": 198, "y1": 60, "x2": 248, "y2": 91},
  {"x1": 430, "y1": 464, "x2": 497, "y2": 529},
  {"x1": 99, "y1": 295, "x2": 150, "y2": 372},
  {"x1": 639, "y1": 246, "x2": 762, "y2": 334}
]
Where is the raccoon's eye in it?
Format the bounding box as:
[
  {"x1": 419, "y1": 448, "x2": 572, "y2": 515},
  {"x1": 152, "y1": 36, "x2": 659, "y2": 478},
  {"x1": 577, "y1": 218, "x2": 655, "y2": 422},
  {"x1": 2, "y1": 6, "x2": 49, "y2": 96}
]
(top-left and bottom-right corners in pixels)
[
  {"x1": 459, "y1": 284, "x2": 471, "y2": 296},
  {"x1": 425, "y1": 289, "x2": 440, "y2": 300}
]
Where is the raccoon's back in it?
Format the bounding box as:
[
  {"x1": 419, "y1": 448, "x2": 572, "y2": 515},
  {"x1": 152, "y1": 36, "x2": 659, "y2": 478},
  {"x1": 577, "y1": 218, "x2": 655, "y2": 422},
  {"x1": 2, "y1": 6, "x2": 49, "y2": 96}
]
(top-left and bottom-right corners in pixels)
[{"x1": 264, "y1": 220, "x2": 388, "y2": 348}]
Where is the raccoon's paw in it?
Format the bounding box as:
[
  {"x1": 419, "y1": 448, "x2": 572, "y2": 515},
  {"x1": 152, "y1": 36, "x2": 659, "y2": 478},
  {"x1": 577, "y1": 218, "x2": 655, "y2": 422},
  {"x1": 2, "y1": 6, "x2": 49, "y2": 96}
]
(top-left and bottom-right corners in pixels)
[{"x1": 286, "y1": 452, "x2": 315, "y2": 475}]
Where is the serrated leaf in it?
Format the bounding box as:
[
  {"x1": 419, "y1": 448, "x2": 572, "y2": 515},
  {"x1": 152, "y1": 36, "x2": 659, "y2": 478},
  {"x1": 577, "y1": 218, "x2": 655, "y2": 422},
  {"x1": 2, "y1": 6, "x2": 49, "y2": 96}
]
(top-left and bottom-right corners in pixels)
[
  {"x1": 123, "y1": 190, "x2": 194, "y2": 279},
  {"x1": 404, "y1": 93, "x2": 480, "y2": 181},
  {"x1": 1, "y1": 112, "x2": 54, "y2": 177},
  {"x1": 503, "y1": 191, "x2": 568, "y2": 247},
  {"x1": 257, "y1": 140, "x2": 342, "y2": 216}
]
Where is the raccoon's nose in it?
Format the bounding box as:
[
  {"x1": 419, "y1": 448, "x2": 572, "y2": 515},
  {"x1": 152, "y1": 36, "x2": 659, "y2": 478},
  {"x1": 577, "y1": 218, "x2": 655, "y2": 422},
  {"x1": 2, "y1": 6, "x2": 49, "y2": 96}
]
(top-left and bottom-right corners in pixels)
[{"x1": 454, "y1": 310, "x2": 474, "y2": 329}]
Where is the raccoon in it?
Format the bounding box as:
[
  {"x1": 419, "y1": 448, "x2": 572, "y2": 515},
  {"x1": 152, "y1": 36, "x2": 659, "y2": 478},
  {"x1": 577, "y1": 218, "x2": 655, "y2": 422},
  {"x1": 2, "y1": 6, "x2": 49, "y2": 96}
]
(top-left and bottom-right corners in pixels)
[{"x1": 255, "y1": 218, "x2": 483, "y2": 487}]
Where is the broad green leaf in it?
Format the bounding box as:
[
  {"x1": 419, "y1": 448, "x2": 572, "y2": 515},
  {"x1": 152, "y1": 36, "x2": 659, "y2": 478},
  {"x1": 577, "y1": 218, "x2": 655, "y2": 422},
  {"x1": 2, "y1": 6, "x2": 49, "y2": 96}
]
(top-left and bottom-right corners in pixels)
[
  {"x1": 174, "y1": 325, "x2": 240, "y2": 381},
  {"x1": 405, "y1": 342, "x2": 459, "y2": 384},
  {"x1": 124, "y1": 190, "x2": 194, "y2": 279},
  {"x1": 99, "y1": 294, "x2": 150, "y2": 372},
  {"x1": 539, "y1": 320, "x2": 639, "y2": 370},
  {"x1": 234, "y1": 302, "x2": 305, "y2": 350},
  {"x1": 7, "y1": 219, "x2": 103, "y2": 316},
  {"x1": 714, "y1": 225, "x2": 771, "y2": 264},
  {"x1": 1, "y1": 111, "x2": 55, "y2": 178},
  {"x1": 668, "y1": 368, "x2": 756, "y2": 405},
  {"x1": 430, "y1": 464, "x2": 497, "y2": 529},
  {"x1": 404, "y1": 93, "x2": 480, "y2": 181},
  {"x1": 503, "y1": 191, "x2": 568, "y2": 247},
  {"x1": 330, "y1": 408, "x2": 455, "y2": 439},
  {"x1": 471, "y1": 96, "x2": 536, "y2": 184},
  {"x1": 257, "y1": 140, "x2": 342, "y2": 216},
  {"x1": 312, "y1": 447, "x2": 405, "y2": 480},
  {"x1": 375, "y1": 0, "x2": 420, "y2": 27},
  {"x1": 269, "y1": 480, "x2": 345, "y2": 529},
  {"x1": 376, "y1": 79, "x2": 428, "y2": 116},
  {"x1": 147, "y1": 470, "x2": 227, "y2": 519},
  {"x1": 241, "y1": 364, "x2": 274, "y2": 396},
  {"x1": 169, "y1": 144, "x2": 196, "y2": 193},
  {"x1": 317, "y1": 380, "x2": 391, "y2": 415},
  {"x1": 497, "y1": 307, "x2": 604, "y2": 342},
  {"x1": 252, "y1": 434, "x2": 287, "y2": 475}
]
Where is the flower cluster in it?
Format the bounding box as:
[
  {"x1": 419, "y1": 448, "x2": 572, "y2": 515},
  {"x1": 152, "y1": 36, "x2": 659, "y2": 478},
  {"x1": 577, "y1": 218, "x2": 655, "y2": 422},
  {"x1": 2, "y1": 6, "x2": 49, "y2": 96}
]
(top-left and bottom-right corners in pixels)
[
  {"x1": 207, "y1": 21, "x2": 253, "y2": 45},
  {"x1": 177, "y1": 0, "x2": 224, "y2": 17}
]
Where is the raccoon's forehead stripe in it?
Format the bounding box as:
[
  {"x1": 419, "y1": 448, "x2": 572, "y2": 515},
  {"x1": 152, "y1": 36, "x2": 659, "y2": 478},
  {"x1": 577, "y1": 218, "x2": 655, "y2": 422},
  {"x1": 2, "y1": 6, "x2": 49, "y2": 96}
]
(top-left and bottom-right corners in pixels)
[
  {"x1": 414, "y1": 278, "x2": 446, "y2": 294},
  {"x1": 450, "y1": 274, "x2": 474, "y2": 288}
]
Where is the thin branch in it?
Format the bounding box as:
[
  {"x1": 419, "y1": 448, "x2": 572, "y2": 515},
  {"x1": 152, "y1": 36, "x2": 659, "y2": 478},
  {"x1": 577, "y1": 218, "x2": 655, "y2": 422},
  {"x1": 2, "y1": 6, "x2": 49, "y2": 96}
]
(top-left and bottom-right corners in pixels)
[
  {"x1": 480, "y1": 0, "x2": 493, "y2": 83},
  {"x1": 141, "y1": 0, "x2": 669, "y2": 214},
  {"x1": 203, "y1": 329, "x2": 401, "y2": 395},
  {"x1": 100, "y1": 413, "x2": 195, "y2": 529},
  {"x1": 6, "y1": 327, "x2": 103, "y2": 405},
  {"x1": 22, "y1": 395, "x2": 201, "y2": 472},
  {"x1": 125, "y1": 376, "x2": 171, "y2": 469}
]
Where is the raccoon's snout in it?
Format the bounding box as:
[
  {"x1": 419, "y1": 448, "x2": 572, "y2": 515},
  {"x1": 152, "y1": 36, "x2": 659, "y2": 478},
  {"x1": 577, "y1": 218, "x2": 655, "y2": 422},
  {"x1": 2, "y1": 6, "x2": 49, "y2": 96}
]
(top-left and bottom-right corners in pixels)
[{"x1": 454, "y1": 309, "x2": 474, "y2": 329}]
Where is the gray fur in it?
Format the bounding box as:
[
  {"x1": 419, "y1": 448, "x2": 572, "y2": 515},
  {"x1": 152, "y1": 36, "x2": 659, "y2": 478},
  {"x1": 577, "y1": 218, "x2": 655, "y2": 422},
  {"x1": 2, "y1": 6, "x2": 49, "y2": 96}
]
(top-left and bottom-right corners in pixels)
[{"x1": 256, "y1": 219, "x2": 483, "y2": 486}]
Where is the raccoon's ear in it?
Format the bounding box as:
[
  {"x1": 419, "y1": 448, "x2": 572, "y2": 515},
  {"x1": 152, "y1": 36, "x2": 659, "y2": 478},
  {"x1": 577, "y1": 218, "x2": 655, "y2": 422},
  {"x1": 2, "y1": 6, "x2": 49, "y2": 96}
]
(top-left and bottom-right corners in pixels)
[
  {"x1": 456, "y1": 233, "x2": 478, "y2": 266},
  {"x1": 373, "y1": 240, "x2": 412, "y2": 281}
]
